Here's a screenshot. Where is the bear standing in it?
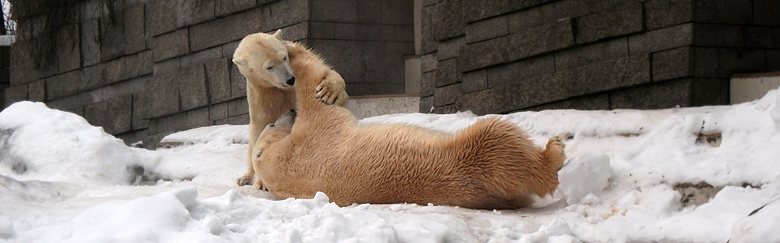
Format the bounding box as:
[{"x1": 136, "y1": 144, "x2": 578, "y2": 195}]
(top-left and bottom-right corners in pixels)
[{"x1": 232, "y1": 30, "x2": 349, "y2": 188}]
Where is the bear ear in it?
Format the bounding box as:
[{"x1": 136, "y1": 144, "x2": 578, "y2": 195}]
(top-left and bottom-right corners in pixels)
[
  {"x1": 232, "y1": 58, "x2": 247, "y2": 66},
  {"x1": 272, "y1": 29, "x2": 283, "y2": 40}
]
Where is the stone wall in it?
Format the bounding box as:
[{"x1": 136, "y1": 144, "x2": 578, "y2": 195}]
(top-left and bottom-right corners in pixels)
[
  {"x1": 5, "y1": 0, "x2": 414, "y2": 148},
  {"x1": 419, "y1": 0, "x2": 780, "y2": 114}
]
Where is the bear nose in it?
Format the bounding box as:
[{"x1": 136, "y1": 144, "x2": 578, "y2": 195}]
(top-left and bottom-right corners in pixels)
[{"x1": 286, "y1": 77, "x2": 295, "y2": 86}]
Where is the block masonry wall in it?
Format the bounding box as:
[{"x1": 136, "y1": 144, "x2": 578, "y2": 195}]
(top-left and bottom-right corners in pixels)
[
  {"x1": 419, "y1": 0, "x2": 780, "y2": 114},
  {"x1": 5, "y1": 0, "x2": 414, "y2": 149}
]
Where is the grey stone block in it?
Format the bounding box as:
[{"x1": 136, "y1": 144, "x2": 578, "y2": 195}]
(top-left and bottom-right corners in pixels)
[
  {"x1": 692, "y1": 78, "x2": 729, "y2": 106},
  {"x1": 153, "y1": 28, "x2": 189, "y2": 62},
  {"x1": 487, "y1": 54, "x2": 554, "y2": 88},
  {"x1": 351, "y1": 83, "x2": 405, "y2": 96},
  {"x1": 419, "y1": 95, "x2": 433, "y2": 113},
  {"x1": 80, "y1": 0, "x2": 102, "y2": 21},
  {"x1": 10, "y1": 42, "x2": 58, "y2": 86},
  {"x1": 652, "y1": 47, "x2": 692, "y2": 81},
  {"x1": 432, "y1": 104, "x2": 456, "y2": 114},
  {"x1": 124, "y1": 4, "x2": 146, "y2": 54},
  {"x1": 421, "y1": 71, "x2": 435, "y2": 96},
  {"x1": 228, "y1": 99, "x2": 249, "y2": 116},
  {"x1": 69, "y1": 107, "x2": 85, "y2": 117},
  {"x1": 717, "y1": 49, "x2": 766, "y2": 77},
  {"x1": 628, "y1": 23, "x2": 693, "y2": 56},
  {"x1": 100, "y1": 9, "x2": 126, "y2": 61},
  {"x1": 565, "y1": 55, "x2": 651, "y2": 97},
  {"x1": 230, "y1": 64, "x2": 247, "y2": 99},
  {"x1": 216, "y1": 0, "x2": 257, "y2": 16},
  {"x1": 311, "y1": 0, "x2": 357, "y2": 22},
  {"x1": 610, "y1": 79, "x2": 692, "y2": 110},
  {"x1": 47, "y1": 89, "x2": 102, "y2": 111},
  {"x1": 432, "y1": 0, "x2": 464, "y2": 41},
  {"x1": 27, "y1": 80, "x2": 45, "y2": 102},
  {"x1": 267, "y1": 0, "x2": 309, "y2": 30},
  {"x1": 523, "y1": 94, "x2": 609, "y2": 111},
  {"x1": 575, "y1": 2, "x2": 643, "y2": 44},
  {"x1": 310, "y1": 22, "x2": 335, "y2": 39},
  {"x1": 5, "y1": 85, "x2": 28, "y2": 107},
  {"x1": 768, "y1": 50, "x2": 780, "y2": 72},
  {"x1": 178, "y1": 65, "x2": 209, "y2": 111},
  {"x1": 186, "y1": 107, "x2": 212, "y2": 128},
  {"x1": 57, "y1": 25, "x2": 81, "y2": 73},
  {"x1": 462, "y1": 0, "x2": 554, "y2": 23},
  {"x1": 437, "y1": 37, "x2": 464, "y2": 61},
  {"x1": 147, "y1": 0, "x2": 177, "y2": 36},
  {"x1": 356, "y1": 0, "x2": 382, "y2": 24},
  {"x1": 433, "y1": 83, "x2": 460, "y2": 107},
  {"x1": 745, "y1": 27, "x2": 780, "y2": 49},
  {"x1": 423, "y1": 0, "x2": 440, "y2": 6},
  {"x1": 222, "y1": 41, "x2": 241, "y2": 60},
  {"x1": 693, "y1": 47, "x2": 719, "y2": 78},
  {"x1": 189, "y1": 7, "x2": 268, "y2": 52},
  {"x1": 420, "y1": 5, "x2": 437, "y2": 54},
  {"x1": 85, "y1": 95, "x2": 133, "y2": 134},
  {"x1": 381, "y1": 0, "x2": 414, "y2": 25},
  {"x1": 106, "y1": 51, "x2": 153, "y2": 84},
  {"x1": 308, "y1": 40, "x2": 412, "y2": 89},
  {"x1": 280, "y1": 22, "x2": 309, "y2": 41},
  {"x1": 457, "y1": 35, "x2": 510, "y2": 72},
  {"x1": 507, "y1": 19, "x2": 575, "y2": 63},
  {"x1": 694, "y1": 0, "x2": 752, "y2": 24},
  {"x1": 206, "y1": 59, "x2": 231, "y2": 104},
  {"x1": 693, "y1": 24, "x2": 743, "y2": 48},
  {"x1": 177, "y1": 0, "x2": 216, "y2": 27},
  {"x1": 464, "y1": 16, "x2": 508, "y2": 44},
  {"x1": 181, "y1": 46, "x2": 223, "y2": 68},
  {"x1": 153, "y1": 58, "x2": 181, "y2": 75},
  {"x1": 46, "y1": 70, "x2": 84, "y2": 100},
  {"x1": 139, "y1": 72, "x2": 179, "y2": 119},
  {"x1": 81, "y1": 19, "x2": 102, "y2": 67},
  {"x1": 421, "y1": 54, "x2": 437, "y2": 73},
  {"x1": 435, "y1": 59, "x2": 459, "y2": 87},
  {"x1": 461, "y1": 70, "x2": 487, "y2": 93},
  {"x1": 541, "y1": 0, "x2": 612, "y2": 24},
  {"x1": 507, "y1": 8, "x2": 542, "y2": 34},
  {"x1": 102, "y1": 76, "x2": 147, "y2": 101},
  {"x1": 132, "y1": 93, "x2": 150, "y2": 130},
  {"x1": 215, "y1": 113, "x2": 249, "y2": 125},
  {"x1": 644, "y1": 0, "x2": 692, "y2": 30},
  {"x1": 555, "y1": 38, "x2": 628, "y2": 70},
  {"x1": 754, "y1": 0, "x2": 780, "y2": 26},
  {"x1": 210, "y1": 102, "x2": 229, "y2": 121}
]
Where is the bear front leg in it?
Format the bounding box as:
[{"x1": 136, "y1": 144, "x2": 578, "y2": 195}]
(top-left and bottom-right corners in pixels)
[
  {"x1": 543, "y1": 135, "x2": 567, "y2": 171},
  {"x1": 316, "y1": 70, "x2": 348, "y2": 106}
]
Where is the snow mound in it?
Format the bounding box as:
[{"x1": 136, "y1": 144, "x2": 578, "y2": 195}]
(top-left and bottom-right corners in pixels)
[
  {"x1": 730, "y1": 197, "x2": 780, "y2": 243},
  {"x1": 558, "y1": 153, "x2": 612, "y2": 205},
  {"x1": 0, "y1": 102, "x2": 142, "y2": 186}
]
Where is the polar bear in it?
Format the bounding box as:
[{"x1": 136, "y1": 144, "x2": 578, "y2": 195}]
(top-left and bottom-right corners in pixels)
[
  {"x1": 251, "y1": 33, "x2": 566, "y2": 210},
  {"x1": 232, "y1": 30, "x2": 348, "y2": 187}
]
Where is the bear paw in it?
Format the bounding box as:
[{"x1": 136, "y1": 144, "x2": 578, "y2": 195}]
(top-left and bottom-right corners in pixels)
[
  {"x1": 236, "y1": 174, "x2": 254, "y2": 186},
  {"x1": 253, "y1": 181, "x2": 269, "y2": 191},
  {"x1": 316, "y1": 82, "x2": 348, "y2": 106}
]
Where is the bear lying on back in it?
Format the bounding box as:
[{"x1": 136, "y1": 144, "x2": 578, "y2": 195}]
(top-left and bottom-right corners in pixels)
[{"x1": 252, "y1": 31, "x2": 566, "y2": 209}]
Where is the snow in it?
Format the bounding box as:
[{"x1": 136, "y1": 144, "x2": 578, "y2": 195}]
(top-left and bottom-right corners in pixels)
[{"x1": 1, "y1": 89, "x2": 780, "y2": 242}]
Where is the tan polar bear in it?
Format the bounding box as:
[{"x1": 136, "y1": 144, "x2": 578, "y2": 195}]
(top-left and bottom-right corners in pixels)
[
  {"x1": 232, "y1": 30, "x2": 348, "y2": 187},
  {"x1": 251, "y1": 31, "x2": 567, "y2": 210}
]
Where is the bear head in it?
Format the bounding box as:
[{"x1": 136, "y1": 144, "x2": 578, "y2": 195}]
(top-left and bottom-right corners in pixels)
[{"x1": 233, "y1": 30, "x2": 296, "y2": 89}]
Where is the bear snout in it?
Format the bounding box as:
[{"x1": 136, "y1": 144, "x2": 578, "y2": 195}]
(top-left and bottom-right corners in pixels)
[{"x1": 286, "y1": 77, "x2": 296, "y2": 86}]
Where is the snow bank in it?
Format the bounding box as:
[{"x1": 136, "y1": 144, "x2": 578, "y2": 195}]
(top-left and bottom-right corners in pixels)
[
  {"x1": 1, "y1": 89, "x2": 780, "y2": 242},
  {"x1": 0, "y1": 102, "x2": 143, "y2": 186}
]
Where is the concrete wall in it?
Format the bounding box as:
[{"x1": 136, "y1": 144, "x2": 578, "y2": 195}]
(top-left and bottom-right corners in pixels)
[
  {"x1": 419, "y1": 0, "x2": 780, "y2": 114},
  {"x1": 4, "y1": 0, "x2": 414, "y2": 149},
  {"x1": 731, "y1": 72, "x2": 780, "y2": 104}
]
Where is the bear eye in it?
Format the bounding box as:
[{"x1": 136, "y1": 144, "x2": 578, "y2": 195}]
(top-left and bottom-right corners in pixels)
[
  {"x1": 283, "y1": 56, "x2": 287, "y2": 61},
  {"x1": 266, "y1": 66, "x2": 273, "y2": 70}
]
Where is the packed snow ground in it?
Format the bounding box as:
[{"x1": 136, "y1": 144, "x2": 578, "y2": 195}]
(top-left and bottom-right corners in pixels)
[{"x1": 2, "y1": 90, "x2": 780, "y2": 242}]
